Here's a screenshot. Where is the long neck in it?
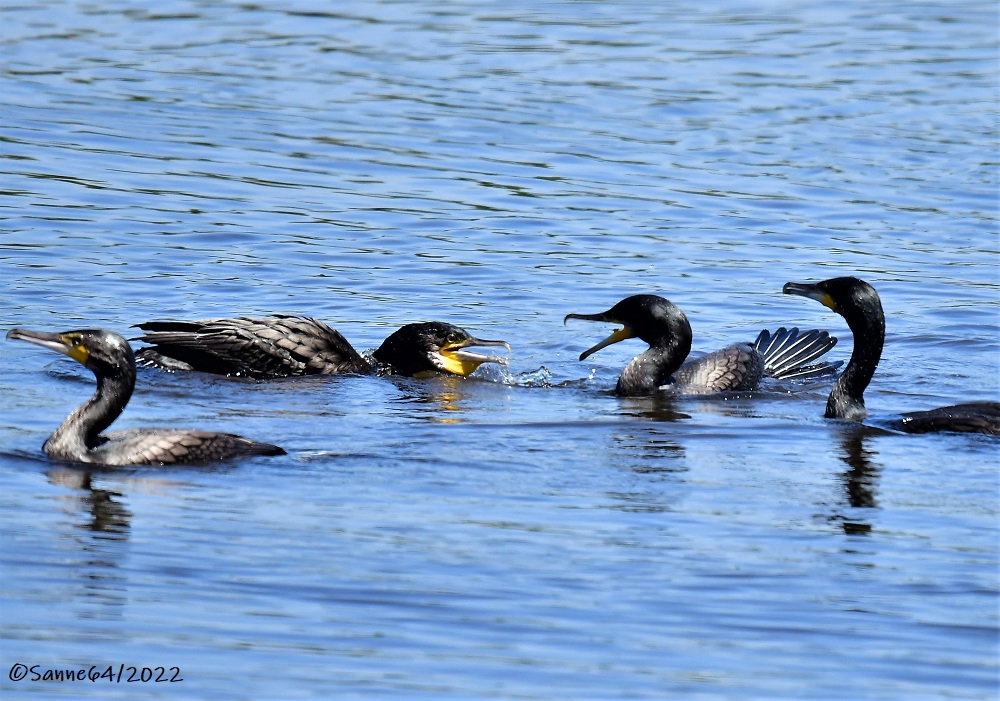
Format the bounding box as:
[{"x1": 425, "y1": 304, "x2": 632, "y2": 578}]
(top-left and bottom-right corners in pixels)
[
  {"x1": 43, "y1": 367, "x2": 134, "y2": 462},
  {"x1": 616, "y1": 333, "x2": 691, "y2": 397},
  {"x1": 827, "y1": 299, "x2": 885, "y2": 420}
]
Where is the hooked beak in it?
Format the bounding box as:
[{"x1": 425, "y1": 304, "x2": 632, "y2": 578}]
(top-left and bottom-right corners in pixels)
[
  {"x1": 7, "y1": 328, "x2": 90, "y2": 365},
  {"x1": 438, "y1": 336, "x2": 511, "y2": 376},
  {"x1": 783, "y1": 282, "x2": 836, "y2": 312},
  {"x1": 564, "y1": 312, "x2": 636, "y2": 361}
]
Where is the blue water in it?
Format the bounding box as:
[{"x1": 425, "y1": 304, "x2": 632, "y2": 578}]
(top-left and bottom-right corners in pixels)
[{"x1": 1, "y1": 1, "x2": 998, "y2": 698}]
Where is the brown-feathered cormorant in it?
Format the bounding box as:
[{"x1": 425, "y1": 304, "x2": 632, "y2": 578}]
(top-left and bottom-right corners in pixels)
[
  {"x1": 783, "y1": 276, "x2": 1000, "y2": 435},
  {"x1": 8, "y1": 328, "x2": 285, "y2": 465},
  {"x1": 565, "y1": 294, "x2": 839, "y2": 396},
  {"x1": 133, "y1": 316, "x2": 510, "y2": 380}
]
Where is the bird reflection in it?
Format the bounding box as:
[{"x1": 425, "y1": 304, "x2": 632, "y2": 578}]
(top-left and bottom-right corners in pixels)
[
  {"x1": 833, "y1": 426, "x2": 883, "y2": 535},
  {"x1": 617, "y1": 395, "x2": 691, "y2": 424},
  {"x1": 389, "y1": 375, "x2": 465, "y2": 423},
  {"x1": 605, "y1": 423, "x2": 688, "y2": 513},
  {"x1": 612, "y1": 433, "x2": 685, "y2": 476},
  {"x1": 43, "y1": 467, "x2": 132, "y2": 621},
  {"x1": 46, "y1": 467, "x2": 132, "y2": 537},
  {"x1": 388, "y1": 373, "x2": 512, "y2": 424}
]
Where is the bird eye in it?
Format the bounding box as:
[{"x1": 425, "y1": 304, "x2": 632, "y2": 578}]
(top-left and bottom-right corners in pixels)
[{"x1": 446, "y1": 332, "x2": 459, "y2": 345}]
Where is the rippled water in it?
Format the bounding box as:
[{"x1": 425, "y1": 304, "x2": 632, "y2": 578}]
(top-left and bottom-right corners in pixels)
[{"x1": 2, "y1": 1, "x2": 998, "y2": 698}]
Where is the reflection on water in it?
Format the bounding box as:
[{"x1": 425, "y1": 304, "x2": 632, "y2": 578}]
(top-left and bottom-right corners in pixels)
[
  {"x1": 617, "y1": 395, "x2": 691, "y2": 425},
  {"x1": 607, "y1": 426, "x2": 686, "y2": 513},
  {"x1": 832, "y1": 428, "x2": 882, "y2": 535},
  {"x1": 41, "y1": 468, "x2": 132, "y2": 623},
  {"x1": 388, "y1": 374, "x2": 510, "y2": 423},
  {"x1": 47, "y1": 467, "x2": 132, "y2": 537}
]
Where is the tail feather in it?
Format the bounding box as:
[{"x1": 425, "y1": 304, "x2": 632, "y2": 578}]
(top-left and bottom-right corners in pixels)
[
  {"x1": 755, "y1": 326, "x2": 792, "y2": 358},
  {"x1": 754, "y1": 327, "x2": 840, "y2": 380},
  {"x1": 765, "y1": 328, "x2": 837, "y2": 373},
  {"x1": 773, "y1": 359, "x2": 844, "y2": 381}
]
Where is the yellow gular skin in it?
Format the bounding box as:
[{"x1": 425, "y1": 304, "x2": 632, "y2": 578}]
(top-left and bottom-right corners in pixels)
[{"x1": 438, "y1": 349, "x2": 483, "y2": 377}]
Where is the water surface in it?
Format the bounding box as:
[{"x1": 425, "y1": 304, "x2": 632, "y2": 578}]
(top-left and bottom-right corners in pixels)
[{"x1": 1, "y1": 1, "x2": 997, "y2": 699}]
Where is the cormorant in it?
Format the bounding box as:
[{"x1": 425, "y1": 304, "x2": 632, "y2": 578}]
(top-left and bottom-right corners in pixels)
[
  {"x1": 565, "y1": 294, "x2": 839, "y2": 396},
  {"x1": 783, "y1": 276, "x2": 1000, "y2": 435},
  {"x1": 133, "y1": 316, "x2": 510, "y2": 380},
  {"x1": 8, "y1": 328, "x2": 285, "y2": 465}
]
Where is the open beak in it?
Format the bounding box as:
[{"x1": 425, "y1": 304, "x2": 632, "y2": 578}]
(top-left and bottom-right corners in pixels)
[
  {"x1": 564, "y1": 312, "x2": 635, "y2": 361},
  {"x1": 438, "y1": 336, "x2": 511, "y2": 376},
  {"x1": 7, "y1": 328, "x2": 90, "y2": 365},
  {"x1": 783, "y1": 282, "x2": 836, "y2": 311}
]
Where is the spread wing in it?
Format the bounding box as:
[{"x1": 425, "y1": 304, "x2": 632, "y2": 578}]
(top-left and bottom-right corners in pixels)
[{"x1": 754, "y1": 327, "x2": 841, "y2": 380}]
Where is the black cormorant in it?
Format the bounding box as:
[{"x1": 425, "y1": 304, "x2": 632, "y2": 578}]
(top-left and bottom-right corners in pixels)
[
  {"x1": 783, "y1": 276, "x2": 1000, "y2": 435},
  {"x1": 565, "y1": 294, "x2": 839, "y2": 396},
  {"x1": 133, "y1": 317, "x2": 510, "y2": 380},
  {"x1": 8, "y1": 328, "x2": 285, "y2": 465}
]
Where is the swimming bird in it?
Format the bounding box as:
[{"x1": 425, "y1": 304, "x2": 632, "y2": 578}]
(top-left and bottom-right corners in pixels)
[
  {"x1": 565, "y1": 294, "x2": 839, "y2": 397},
  {"x1": 133, "y1": 316, "x2": 510, "y2": 380},
  {"x1": 7, "y1": 328, "x2": 285, "y2": 465},
  {"x1": 783, "y1": 276, "x2": 1000, "y2": 435}
]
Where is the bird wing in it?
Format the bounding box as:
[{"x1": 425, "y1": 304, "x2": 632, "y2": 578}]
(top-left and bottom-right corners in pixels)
[
  {"x1": 753, "y1": 327, "x2": 841, "y2": 380},
  {"x1": 670, "y1": 343, "x2": 764, "y2": 394},
  {"x1": 135, "y1": 315, "x2": 370, "y2": 378},
  {"x1": 93, "y1": 428, "x2": 284, "y2": 465}
]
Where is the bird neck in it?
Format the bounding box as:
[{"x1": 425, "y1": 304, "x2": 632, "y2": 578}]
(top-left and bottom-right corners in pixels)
[
  {"x1": 43, "y1": 368, "x2": 134, "y2": 462},
  {"x1": 826, "y1": 299, "x2": 885, "y2": 420},
  {"x1": 616, "y1": 333, "x2": 691, "y2": 397}
]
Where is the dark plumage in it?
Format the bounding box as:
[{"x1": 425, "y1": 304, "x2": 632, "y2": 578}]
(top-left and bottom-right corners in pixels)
[
  {"x1": 135, "y1": 316, "x2": 367, "y2": 378},
  {"x1": 7, "y1": 328, "x2": 285, "y2": 465},
  {"x1": 565, "y1": 294, "x2": 839, "y2": 397},
  {"x1": 899, "y1": 402, "x2": 1000, "y2": 435},
  {"x1": 371, "y1": 321, "x2": 510, "y2": 377},
  {"x1": 783, "y1": 276, "x2": 1000, "y2": 435},
  {"x1": 134, "y1": 317, "x2": 509, "y2": 380}
]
